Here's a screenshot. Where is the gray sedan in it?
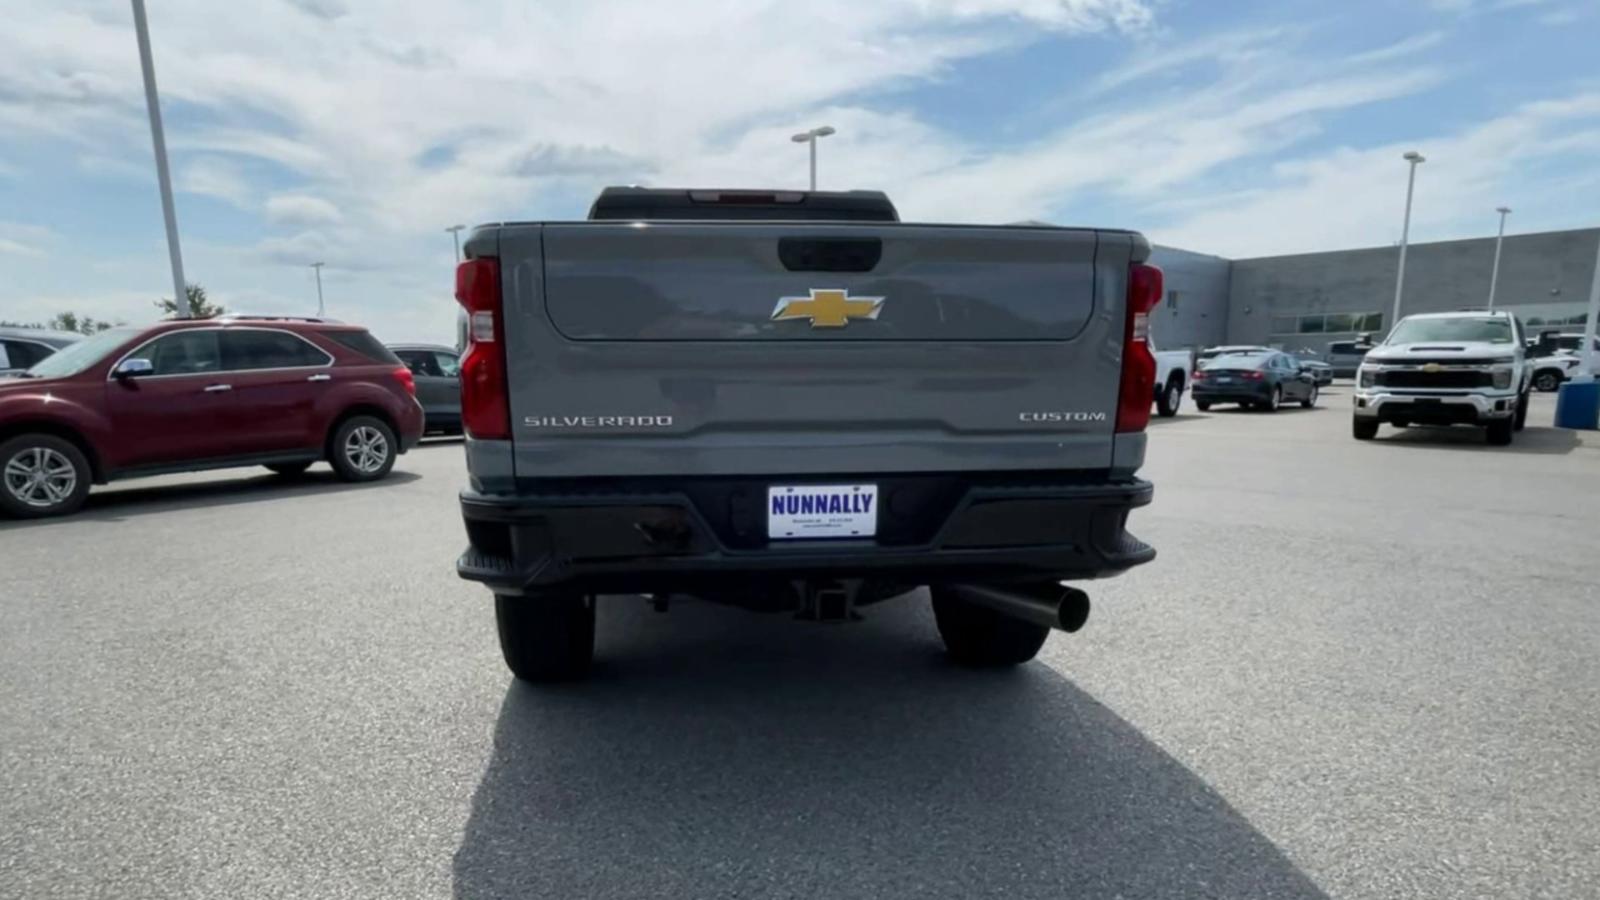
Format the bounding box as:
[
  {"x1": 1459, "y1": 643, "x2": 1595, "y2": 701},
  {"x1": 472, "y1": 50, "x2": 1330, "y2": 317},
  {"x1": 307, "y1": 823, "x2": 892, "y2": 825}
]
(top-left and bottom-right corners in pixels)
[
  {"x1": 389, "y1": 343, "x2": 461, "y2": 434},
  {"x1": 1, "y1": 326, "x2": 81, "y2": 376}
]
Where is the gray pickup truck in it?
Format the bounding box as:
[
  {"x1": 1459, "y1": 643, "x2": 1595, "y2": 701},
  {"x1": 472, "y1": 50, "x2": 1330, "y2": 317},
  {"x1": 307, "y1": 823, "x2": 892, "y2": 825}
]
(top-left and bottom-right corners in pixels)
[{"x1": 454, "y1": 188, "x2": 1160, "y2": 682}]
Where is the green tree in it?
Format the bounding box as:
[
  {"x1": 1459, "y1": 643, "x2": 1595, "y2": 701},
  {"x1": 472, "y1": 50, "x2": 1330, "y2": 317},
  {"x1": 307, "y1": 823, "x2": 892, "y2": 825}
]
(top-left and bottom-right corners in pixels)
[
  {"x1": 156, "y1": 283, "x2": 225, "y2": 319},
  {"x1": 45, "y1": 312, "x2": 118, "y2": 334},
  {"x1": 2, "y1": 314, "x2": 118, "y2": 334}
]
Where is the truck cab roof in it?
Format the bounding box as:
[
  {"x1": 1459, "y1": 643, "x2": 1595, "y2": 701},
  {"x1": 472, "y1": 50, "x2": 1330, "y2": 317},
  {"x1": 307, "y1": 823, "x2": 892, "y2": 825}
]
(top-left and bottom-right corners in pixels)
[{"x1": 587, "y1": 187, "x2": 900, "y2": 222}]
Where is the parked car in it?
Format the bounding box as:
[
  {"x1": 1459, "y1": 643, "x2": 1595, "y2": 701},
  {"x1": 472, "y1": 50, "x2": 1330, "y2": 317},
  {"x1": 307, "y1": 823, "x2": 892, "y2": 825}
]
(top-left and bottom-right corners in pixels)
[
  {"x1": 1191, "y1": 350, "x2": 1319, "y2": 411},
  {"x1": 1197, "y1": 344, "x2": 1271, "y2": 364},
  {"x1": 390, "y1": 343, "x2": 461, "y2": 433},
  {"x1": 0, "y1": 326, "x2": 81, "y2": 376},
  {"x1": 1297, "y1": 359, "x2": 1334, "y2": 385},
  {"x1": 1353, "y1": 310, "x2": 1529, "y2": 445},
  {"x1": 1325, "y1": 339, "x2": 1375, "y2": 378},
  {"x1": 0, "y1": 315, "x2": 424, "y2": 518},
  {"x1": 1528, "y1": 330, "x2": 1600, "y2": 357},
  {"x1": 1530, "y1": 351, "x2": 1583, "y2": 392},
  {"x1": 1151, "y1": 338, "x2": 1193, "y2": 417},
  {"x1": 454, "y1": 186, "x2": 1159, "y2": 682}
]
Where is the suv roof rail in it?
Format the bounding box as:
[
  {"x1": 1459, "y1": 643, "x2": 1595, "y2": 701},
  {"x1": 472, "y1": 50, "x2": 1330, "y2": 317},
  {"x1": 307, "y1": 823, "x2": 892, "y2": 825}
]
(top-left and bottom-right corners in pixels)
[{"x1": 211, "y1": 313, "x2": 346, "y2": 324}]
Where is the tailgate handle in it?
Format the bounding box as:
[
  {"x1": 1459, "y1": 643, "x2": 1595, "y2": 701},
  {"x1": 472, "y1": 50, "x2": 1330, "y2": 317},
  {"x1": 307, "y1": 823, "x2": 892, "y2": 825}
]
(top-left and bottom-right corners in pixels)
[{"x1": 778, "y1": 237, "x2": 882, "y2": 273}]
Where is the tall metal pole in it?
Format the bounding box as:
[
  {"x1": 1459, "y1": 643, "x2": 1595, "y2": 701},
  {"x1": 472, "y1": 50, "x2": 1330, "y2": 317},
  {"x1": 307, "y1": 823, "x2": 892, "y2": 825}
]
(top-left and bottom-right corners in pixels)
[
  {"x1": 446, "y1": 224, "x2": 465, "y2": 262},
  {"x1": 791, "y1": 126, "x2": 834, "y2": 192},
  {"x1": 1391, "y1": 151, "x2": 1425, "y2": 332},
  {"x1": 1487, "y1": 206, "x2": 1511, "y2": 310},
  {"x1": 310, "y1": 262, "x2": 325, "y2": 317},
  {"x1": 131, "y1": 0, "x2": 189, "y2": 317}
]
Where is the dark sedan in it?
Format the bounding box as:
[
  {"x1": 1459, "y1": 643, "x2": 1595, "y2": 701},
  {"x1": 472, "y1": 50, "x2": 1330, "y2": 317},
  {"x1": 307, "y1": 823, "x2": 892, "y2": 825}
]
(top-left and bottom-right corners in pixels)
[
  {"x1": 1192, "y1": 351, "x2": 1320, "y2": 412},
  {"x1": 389, "y1": 343, "x2": 461, "y2": 434}
]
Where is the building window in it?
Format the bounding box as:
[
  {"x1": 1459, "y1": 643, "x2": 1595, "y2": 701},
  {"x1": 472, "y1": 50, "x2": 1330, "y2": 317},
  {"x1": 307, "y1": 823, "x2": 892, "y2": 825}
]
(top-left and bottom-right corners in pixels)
[{"x1": 1268, "y1": 312, "x2": 1383, "y2": 335}]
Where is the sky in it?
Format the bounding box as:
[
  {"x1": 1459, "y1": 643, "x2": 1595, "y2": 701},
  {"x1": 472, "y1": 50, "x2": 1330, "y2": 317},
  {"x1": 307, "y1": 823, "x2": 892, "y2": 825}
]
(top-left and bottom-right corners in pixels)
[{"x1": 1, "y1": 0, "x2": 1597, "y2": 342}]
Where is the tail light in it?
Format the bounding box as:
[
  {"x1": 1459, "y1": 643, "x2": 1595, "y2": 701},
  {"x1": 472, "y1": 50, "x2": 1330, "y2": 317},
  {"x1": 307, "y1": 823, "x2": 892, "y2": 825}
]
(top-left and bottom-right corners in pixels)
[
  {"x1": 1192, "y1": 369, "x2": 1207, "y2": 381},
  {"x1": 455, "y1": 256, "x2": 510, "y2": 440},
  {"x1": 1115, "y1": 262, "x2": 1164, "y2": 433},
  {"x1": 1243, "y1": 370, "x2": 1265, "y2": 381},
  {"x1": 392, "y1": 365, "x2": 416, "y2": 396}
]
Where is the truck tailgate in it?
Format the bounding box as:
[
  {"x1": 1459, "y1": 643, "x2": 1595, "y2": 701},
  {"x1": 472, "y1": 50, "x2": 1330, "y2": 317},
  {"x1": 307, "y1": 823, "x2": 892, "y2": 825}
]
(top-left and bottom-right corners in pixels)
[{"x1": 495, "y1": 222, "x2": 1139, "y2": 479}]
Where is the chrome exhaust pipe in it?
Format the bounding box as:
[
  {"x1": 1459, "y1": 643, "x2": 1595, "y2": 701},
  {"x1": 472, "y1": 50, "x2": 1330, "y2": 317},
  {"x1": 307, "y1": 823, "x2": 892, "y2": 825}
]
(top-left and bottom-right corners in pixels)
[{"x1": 949, "y1": 583, "x2": 1091, "y2": 632}]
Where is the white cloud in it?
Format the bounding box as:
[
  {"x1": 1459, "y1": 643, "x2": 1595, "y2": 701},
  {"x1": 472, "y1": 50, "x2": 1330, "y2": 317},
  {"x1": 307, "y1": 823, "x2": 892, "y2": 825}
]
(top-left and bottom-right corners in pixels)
[
  {"x1": 0, "y1": 238, "x2": 43, "y2": 257},
  {"x1": 0, "y1": 222, "x2": 57, "y2": 258},
  {"x1": 0, "y1": 0, "x2": 1594, "y2": 340},
  {"x1": 1150, "y1": 92, "x2": 1600, "y2": 257},
  {"x1": 265, "y1": 194, "x2": 342, "y2": 226},
  {"x1": 177, "y1": 156, "x2": 252, "y2": 207}
]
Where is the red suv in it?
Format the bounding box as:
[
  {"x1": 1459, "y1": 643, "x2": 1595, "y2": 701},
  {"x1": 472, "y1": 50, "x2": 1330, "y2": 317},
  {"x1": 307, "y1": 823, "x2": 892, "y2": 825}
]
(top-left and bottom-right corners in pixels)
[{"x1": 0, "y1": 316, "x2": 424, "y2": 518}]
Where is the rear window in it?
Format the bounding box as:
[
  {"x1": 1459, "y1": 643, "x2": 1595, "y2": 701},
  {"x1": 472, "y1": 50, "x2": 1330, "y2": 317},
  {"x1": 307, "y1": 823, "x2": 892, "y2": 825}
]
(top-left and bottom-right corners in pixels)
[
  {"x1": 321, "y1": 330, "x2": 401, "y2": 363},
  {"x1": 1327, "y1": 342, "x2": 1370, "y2": 355},
  {"x1": 1203, "y1": 353, "x2": 1269, "y2": 369}
]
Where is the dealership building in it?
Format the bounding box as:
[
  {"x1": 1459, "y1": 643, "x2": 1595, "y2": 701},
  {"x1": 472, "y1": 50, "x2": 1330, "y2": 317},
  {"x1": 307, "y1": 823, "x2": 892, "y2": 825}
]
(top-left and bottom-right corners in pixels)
[{"x1": 1147, "y1": 226, "x2": 1600, "y2": 357}]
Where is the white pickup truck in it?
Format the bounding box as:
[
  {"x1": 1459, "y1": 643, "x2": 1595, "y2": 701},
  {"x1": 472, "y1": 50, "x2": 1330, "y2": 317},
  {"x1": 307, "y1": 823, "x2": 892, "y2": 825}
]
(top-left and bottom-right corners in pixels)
[{"x1": 1150, "y1": 339, "x2": 1193, "y2": 417}]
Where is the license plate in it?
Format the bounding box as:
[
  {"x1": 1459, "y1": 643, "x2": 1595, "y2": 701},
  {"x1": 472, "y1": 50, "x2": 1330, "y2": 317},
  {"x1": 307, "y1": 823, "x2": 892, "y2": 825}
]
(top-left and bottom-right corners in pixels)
[
  {"x1": 768, "y1": 484, "x2": 878, "y2": 539},
  {"x1": 1216, "y1": 376, "x2": 1234, "y2": 384}
]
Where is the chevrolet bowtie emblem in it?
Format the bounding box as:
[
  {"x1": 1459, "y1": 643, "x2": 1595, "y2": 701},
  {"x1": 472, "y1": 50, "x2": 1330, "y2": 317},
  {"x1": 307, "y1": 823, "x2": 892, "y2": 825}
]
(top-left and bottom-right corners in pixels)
[{"x1": 771, "y1": 288, "x2": 884, "y2": 328}]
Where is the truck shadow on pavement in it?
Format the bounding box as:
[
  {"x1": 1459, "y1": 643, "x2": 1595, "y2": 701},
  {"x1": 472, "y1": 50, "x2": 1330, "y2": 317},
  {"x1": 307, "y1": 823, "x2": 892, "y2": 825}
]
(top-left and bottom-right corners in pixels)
[
  {"x1": 0, "y1": 470, "x2": 422, "y2": 529},
  {"x1": 1373, "y1": 424, "x2": 1583, "y2": 455},
  {"x1": 453, "y1": 599, "x2": 1328, "y2": 900}
]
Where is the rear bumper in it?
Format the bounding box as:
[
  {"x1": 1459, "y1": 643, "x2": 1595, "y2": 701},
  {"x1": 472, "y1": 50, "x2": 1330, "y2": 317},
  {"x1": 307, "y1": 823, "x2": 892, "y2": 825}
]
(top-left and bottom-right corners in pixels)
[
  {"x1": 1353, "y1": 390, "x2": 1516, "y2": 423},
  {"x1": 456, "y1": 475, "x2": 1155, "y2": 595},
  {"x1": 1192, "y1": 382, "x2": 1271, "y2": 403},
  {"x1": 397, "y1": 399, "x2": 426, "y2": 452}
]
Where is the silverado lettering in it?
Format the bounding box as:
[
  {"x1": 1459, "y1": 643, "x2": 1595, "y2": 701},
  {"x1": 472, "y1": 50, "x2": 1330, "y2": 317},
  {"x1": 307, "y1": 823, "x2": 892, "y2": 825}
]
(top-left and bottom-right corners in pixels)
[{"x1": 524, "y1": 415, "x2": 673, "y2": 428}]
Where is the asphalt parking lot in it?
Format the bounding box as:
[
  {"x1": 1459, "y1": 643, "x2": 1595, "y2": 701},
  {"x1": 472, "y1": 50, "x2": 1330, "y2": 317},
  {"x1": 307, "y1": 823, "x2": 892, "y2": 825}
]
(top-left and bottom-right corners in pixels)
[{"x1": 4, "y1": 385, "x2": 1598, "y2": 899}]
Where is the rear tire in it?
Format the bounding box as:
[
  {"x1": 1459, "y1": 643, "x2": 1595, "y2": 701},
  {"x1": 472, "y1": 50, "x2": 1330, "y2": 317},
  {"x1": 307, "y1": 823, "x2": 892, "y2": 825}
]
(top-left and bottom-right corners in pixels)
[
  {"x1": 0, "y1": 433, "x2": 91, "y2": 519},
  {"x1": 328, "y1": 415, "x2": 397, "y2": 483},
  {"x1": 495, "y1": 593, "x2": 596, "y2": 682},
  {"x1": 1194, "y1": 400, "x2": 1211, "y2": 412},
  {"x1": 1156, "y1": 377, "x2": 1183, "y2": 418},
  {"x1": 1352, "y1": 418, "x2": 1378, "y2": 441},
  {"x1": 265, "y1": 461, "x2": 312, "y2": 476},
  {"x1": 930, "y1": 586, "x2": 1050, "y2": 667},
  {"x1": 1487, "y1": 416, "x2": 1514, "y2": 446},
  {"x1": 1533, "y1": 371, "x2": 1561, "y2": 392},
  {"x1": 1263, "y1": 386, "x2": 1282, "y2": 412}
]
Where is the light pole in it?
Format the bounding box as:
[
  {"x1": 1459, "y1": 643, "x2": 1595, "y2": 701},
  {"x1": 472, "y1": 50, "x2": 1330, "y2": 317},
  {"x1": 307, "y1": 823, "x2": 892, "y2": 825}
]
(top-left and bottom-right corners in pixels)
[
  {"x1": 130, "y1": 0, "x2": 188, "y2": 317},
  {"x1": 445, "y1": 224, "x2": 465, "y2": 262},
  {"x1": 790, "y1": 125, "x2": 836, "y2": 191},
  {"x1": 1486, "y1": 206, "x2": 1511, "y2": 310},
  {"x1": 310, "y1": 262, "x2": 325, "y2": 317},
  {"x1": 1391, "y1": 150, "x2": 1426, "y2": 333}
]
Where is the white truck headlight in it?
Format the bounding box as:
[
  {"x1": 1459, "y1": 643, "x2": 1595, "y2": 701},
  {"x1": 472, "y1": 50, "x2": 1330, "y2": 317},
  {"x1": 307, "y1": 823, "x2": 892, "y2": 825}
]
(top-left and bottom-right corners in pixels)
[
  {"x1": 1493, "y1": 367, "x2": 1513, "y2": 389},
  {"x1": 1359, "y1": 368, "x2": 1376, "y2": 388}
]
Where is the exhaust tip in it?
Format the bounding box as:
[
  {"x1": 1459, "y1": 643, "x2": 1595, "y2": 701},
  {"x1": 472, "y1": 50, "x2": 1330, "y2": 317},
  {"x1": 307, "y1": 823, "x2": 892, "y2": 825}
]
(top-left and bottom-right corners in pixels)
[{"x1": 1056, "y1": 586, "x2": 1090, "y2": 633}]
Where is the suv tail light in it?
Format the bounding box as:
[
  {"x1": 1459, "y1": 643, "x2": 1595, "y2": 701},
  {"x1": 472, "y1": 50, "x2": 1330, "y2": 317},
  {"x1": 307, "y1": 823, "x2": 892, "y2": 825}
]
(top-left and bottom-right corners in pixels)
[
  {"x1": 1115, "y1": 262, "x2": 1164, "y2": 434},
  {"x1": 455, "y1": 257, "x2": 510, "y2": 440},
  {"x1": 392, "y1": 365, "x2": 416, "y2": 396}
]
